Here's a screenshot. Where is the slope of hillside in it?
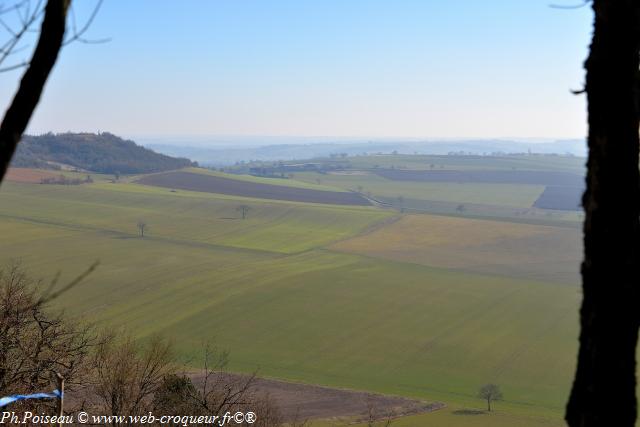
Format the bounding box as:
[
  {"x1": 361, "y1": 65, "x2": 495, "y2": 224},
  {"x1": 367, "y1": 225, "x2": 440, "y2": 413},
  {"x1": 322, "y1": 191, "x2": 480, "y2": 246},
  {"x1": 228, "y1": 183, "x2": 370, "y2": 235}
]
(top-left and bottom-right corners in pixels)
[
  {"x1": 136, "y1": 171, "x2": 371, "y2": 206},
  {"x1": 12, "y1": 132, "x2": 196, "y2": 174},
  {"x1": 0, "y1": 180, "x2": 579, "y2": 418}
]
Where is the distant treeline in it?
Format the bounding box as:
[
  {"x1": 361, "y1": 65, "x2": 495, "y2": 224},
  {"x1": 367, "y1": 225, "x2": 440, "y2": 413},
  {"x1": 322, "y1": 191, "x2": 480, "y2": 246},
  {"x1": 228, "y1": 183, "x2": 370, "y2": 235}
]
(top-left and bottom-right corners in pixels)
[
  {"x1": 41, "y1": 174, "x2": 94, "y2": 185},
  {"x1": 12, "y1": 132, "x2": 196, "y2": 174}
]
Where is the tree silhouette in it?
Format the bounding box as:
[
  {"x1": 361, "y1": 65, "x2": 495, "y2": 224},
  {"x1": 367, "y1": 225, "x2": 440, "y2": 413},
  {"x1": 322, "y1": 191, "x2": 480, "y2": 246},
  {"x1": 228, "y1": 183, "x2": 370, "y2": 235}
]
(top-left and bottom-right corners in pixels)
[
  {"x1": 137, "y1": 221, "x2": 147, "y2": 237},
  {"x1": 478, "y1": 384, "x2": 502, "y2": 412},
  {"x1": 0, "y1": 0, "x2": 105, "y2": 183},
  {"x1": 0, "y1": 0, "x2": 70, "y2": 182},
  {"x1": 236, "y1": 205, "x2": 250, "y2": 220},
  {"x1": 566, "y1": 2, "x2": 640, "y2": 426}
]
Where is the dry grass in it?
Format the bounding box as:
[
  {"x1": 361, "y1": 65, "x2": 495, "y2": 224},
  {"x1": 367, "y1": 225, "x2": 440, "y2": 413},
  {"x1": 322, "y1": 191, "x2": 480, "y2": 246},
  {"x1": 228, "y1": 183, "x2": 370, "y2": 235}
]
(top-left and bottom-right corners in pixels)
[
  {"x1": 5, "y1": 168, "x2": 57, "y2": 183},
  {"x1": 330, "y1": 214, "x2": 582, "y2": 284}
]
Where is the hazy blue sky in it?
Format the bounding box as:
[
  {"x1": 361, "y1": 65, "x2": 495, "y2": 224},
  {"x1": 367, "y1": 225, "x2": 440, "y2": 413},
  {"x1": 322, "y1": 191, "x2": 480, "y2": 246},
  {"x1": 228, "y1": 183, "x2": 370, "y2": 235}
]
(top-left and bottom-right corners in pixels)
[{"x1": 0, "y1": 0, "x2": 592, "y2": 139}]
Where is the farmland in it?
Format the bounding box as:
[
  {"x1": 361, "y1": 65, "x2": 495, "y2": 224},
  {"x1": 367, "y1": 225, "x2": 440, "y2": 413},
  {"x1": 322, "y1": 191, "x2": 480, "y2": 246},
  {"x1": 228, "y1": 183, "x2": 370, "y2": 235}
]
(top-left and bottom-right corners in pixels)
[
  {"x1": 319, "y1": 153, "x2": 585, "y2": 174},
  {"x1": 372, "y1": 169, "x2": 583, "y2": 186},
  {"x1": 534, "y1": 186, "x2": 583, "y2": 211},
  {"x1": 331, "y1": 214, "x2": 582, "y2": 284},
  {"x1": 136, "y1": 170, "x2": 370, "y2": 206},
  {"x1": 0, "y1": 158, "x2": 585, "y2": 426},
  {"x1": 294, "y1": 171, "x2": 547, "y2": 208},
  {"x1": 280, "y1": 154, "x2": 585, "y2": 220},
  {"x1": 5, "y1": 167, "x2": 58, "y2": 183}
]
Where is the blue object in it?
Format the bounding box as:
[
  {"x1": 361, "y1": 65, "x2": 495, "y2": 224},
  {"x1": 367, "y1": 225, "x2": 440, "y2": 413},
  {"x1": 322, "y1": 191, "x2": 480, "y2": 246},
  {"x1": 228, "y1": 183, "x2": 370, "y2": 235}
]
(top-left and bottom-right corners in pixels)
[{"x1": 0, "y1": 390, "x2": 61, "y2": 408}]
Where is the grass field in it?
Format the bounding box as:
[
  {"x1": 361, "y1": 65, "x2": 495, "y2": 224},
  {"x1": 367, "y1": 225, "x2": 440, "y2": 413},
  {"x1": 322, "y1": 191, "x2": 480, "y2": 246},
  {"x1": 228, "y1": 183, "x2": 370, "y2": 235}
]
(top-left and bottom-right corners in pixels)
[
  {"x1": 186, "y1": 167, "x2": 346, "y2": 192},
  {"x1": 327, "y1": 406, "x2": 568, "y2": 427},
  {"x1": 290, "y1": 170, "x2": 586, "y2": 227},
  {"x1": 292, "y1": 171, "x2": 546, "y2": 208},
  {"x1": 0, "y1": 175, "x2": 582, "y2": 427},
  {"x1": 0, "y1": 217, "x2": 579, "y2": 417},
  {"x1": 342, "y1": 153, "x2": 586, "y2": 174},
  {"x1": 135, "y1": 170, "x2": 370, "y2": 206},
  {"x1": 331, "y1": 214, "x2": 582, "y2": 284},
  {"x1": 0, "y1": 181, "x2": 387, "y2": 253}
]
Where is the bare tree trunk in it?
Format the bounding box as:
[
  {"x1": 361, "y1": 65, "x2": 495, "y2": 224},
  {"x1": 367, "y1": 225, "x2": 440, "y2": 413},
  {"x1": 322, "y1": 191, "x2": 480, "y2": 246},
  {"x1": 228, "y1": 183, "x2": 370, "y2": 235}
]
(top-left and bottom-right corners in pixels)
[
  {"x1": 0, "y1": 0, "x2": 70, "y2": 182},
  {"x1": 566, "y1": 1, "x2": 640, "y2": 426},
  {"x1": 56, "y1": 372, "x2": 65, "y2": 427}
]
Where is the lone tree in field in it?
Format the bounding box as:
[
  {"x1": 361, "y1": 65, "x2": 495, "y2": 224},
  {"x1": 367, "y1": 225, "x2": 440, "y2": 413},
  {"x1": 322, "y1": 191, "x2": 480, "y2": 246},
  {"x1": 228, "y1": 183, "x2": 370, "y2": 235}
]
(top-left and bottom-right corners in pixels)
[
  {"x1": 566, "y1": 2, "x2": 640, "y2": 426},
  {"x1": 478, "y1": 384, "x2": 502, "y2": 412},
  {"x1": 236, "y1": 205, "x2": 250, "y2": 220},
  {"x1": 137, "y1": 221, "x2": 147, "y2": 237}
]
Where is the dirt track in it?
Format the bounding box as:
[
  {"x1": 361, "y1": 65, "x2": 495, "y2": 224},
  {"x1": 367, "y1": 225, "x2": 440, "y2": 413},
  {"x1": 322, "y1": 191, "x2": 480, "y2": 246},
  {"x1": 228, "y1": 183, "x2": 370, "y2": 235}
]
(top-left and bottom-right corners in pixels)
[{"x1": 137, "y1": 171, "x2": 371, "y2": 206}]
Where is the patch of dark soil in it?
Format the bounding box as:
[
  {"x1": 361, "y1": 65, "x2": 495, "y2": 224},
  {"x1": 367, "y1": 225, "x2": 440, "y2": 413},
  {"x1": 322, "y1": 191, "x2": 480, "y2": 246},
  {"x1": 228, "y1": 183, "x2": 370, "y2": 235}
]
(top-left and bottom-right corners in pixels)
[
  {"x1": 190, "y1": 373, "x2": 444, "y2": 422},
  {"x1": 533, "y1": 185, "x2": 583, "y2": 211},
  {"x1": 136, "y1": 171, "x2": 370, "y2": 206},
  {"x1": 374, "y1": 169, "x2": 584, "y2": 186},
  {"x1": 452, "y1": 409, "x2": 486, "y2": 416}
]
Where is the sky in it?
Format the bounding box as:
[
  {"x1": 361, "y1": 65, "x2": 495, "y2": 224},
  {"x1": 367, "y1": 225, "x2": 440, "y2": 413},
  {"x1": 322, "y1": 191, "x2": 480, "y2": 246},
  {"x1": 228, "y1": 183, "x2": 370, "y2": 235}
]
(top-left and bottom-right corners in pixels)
[{"x1": 0, "y1": 0, "x2": 593, "y2": 140}]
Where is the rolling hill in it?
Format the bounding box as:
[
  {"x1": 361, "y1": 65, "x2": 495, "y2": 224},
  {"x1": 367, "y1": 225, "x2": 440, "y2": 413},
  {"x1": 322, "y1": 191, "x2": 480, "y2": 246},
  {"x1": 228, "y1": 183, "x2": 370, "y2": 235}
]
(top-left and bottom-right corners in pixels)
[
  {"x1": 11, "y1": 132, "x2": 196, "y2": 174},
  {"x1": 136, "y1": 170, "x2": 371, "y2": 206},
  {"x1": 0, "y1": 153, "x2": 588, "y2": 426}
]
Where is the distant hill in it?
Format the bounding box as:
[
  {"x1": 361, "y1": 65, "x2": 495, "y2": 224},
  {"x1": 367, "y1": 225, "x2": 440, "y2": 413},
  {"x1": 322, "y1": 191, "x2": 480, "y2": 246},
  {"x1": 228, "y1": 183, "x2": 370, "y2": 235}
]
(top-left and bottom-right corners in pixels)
[
  {"x1": 143, "y1": 137, "x2": 586, "y2": 166},
  {"x1": 12, "y1": 132, "x2": 196, "y2": 174}
]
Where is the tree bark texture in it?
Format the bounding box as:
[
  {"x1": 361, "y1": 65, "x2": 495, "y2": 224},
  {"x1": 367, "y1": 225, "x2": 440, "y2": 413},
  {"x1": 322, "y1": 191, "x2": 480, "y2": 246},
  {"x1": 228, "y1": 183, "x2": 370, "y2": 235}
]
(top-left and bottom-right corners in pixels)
[{"x1": 566, "y1": 1, "x2": 640, "y2": 426}]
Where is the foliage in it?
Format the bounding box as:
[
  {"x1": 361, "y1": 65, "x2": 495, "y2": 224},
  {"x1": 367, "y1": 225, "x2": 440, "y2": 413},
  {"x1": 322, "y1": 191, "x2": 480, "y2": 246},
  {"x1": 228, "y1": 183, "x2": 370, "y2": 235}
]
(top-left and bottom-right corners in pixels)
[{"x1": 12, "y1": 132, "x2": 195, "y2": 174}]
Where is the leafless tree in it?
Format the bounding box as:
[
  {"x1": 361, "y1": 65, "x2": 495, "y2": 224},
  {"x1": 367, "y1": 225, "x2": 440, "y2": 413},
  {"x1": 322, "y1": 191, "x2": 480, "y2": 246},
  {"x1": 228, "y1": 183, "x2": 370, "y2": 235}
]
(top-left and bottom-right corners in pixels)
[
  {"x1": 154, "y1": 342, "x2": 283, "y2": 426},
  {"x1": 365, "y1": 395, "x2": 394, "y2": 427},
  {"x1": 478, "y1": 384, "x2": 502, "y2": 412},
  {"x1": 137, "y1": 220, "x2": 147, "y2": 237},
  {"x1": 0, "y1": 262, "x2": 98, "y2": 406},
  {"x1": 236, "y1": 205, "x2": 250, "y2": 220},
  {"x1": 0, "y1": 0, "x2": 105, "y2": 183},
  {"x1": 192, "y1": 343, "x2": 257, "y2": 416},
  {"x1": 92, "y1": 333, "x2": 175, "y2": 421},
  {"x1": 287, "y1": 409, "x2": 310, "y2": 427}
]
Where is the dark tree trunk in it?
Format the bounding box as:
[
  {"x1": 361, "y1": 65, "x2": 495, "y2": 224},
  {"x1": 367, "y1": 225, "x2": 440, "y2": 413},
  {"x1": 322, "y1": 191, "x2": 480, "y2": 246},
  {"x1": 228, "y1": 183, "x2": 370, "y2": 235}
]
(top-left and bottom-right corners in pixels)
[
  {"x1": 0, "y1": 0, "x2": 70, "y2": 183},
  {"x1": 566, "y1": 1, "x2": 640, "y2": 426}
]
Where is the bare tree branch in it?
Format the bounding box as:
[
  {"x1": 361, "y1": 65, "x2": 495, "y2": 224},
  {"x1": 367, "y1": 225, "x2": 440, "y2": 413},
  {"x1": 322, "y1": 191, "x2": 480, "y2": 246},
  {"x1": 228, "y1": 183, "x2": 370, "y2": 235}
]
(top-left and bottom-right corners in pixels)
[
  {"x1": 0, "y1": 0, "x2": 69, "y2": 182},
  {"x1": 63, "y1": 0, "x2": 109, "y2": 45},
  {"x1": 34, "y1": 260, "x2": 99, "y2": 308},
  {"x1": 0, "y1": 0, "x2": 107, "y2": 182}
]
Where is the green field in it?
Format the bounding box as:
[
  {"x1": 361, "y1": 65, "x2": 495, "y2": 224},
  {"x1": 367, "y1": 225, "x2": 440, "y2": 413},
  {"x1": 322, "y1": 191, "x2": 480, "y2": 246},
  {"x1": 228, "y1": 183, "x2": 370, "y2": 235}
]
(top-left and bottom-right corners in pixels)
[
  {"x1": 339, "y1": 153, "x2": 586, "y2": 174},
  {"x1": 0, "y1": 182, "x2": 387, "y2": 253},
  {"x1": 185, "y1": 167, "x2": 347, "y2": 192},
  {"x1": 293, "y1": 171, "x2": 546, "y2": 208},
  {"x1": 239, "y1": 153, "x2": 585, "y2": 174},
  {"x1": 312, "y1": 405, "x2": 568, "y2": 427},
  {"x1": 0, "y1": 163, "x2": 583, "y2": 426},
  {"x1": 332, "y1": 214, "x2": 582, "y2": 284},
  {"x1": 288, "y1": 169, "x2": 583, "y2": 225}
]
